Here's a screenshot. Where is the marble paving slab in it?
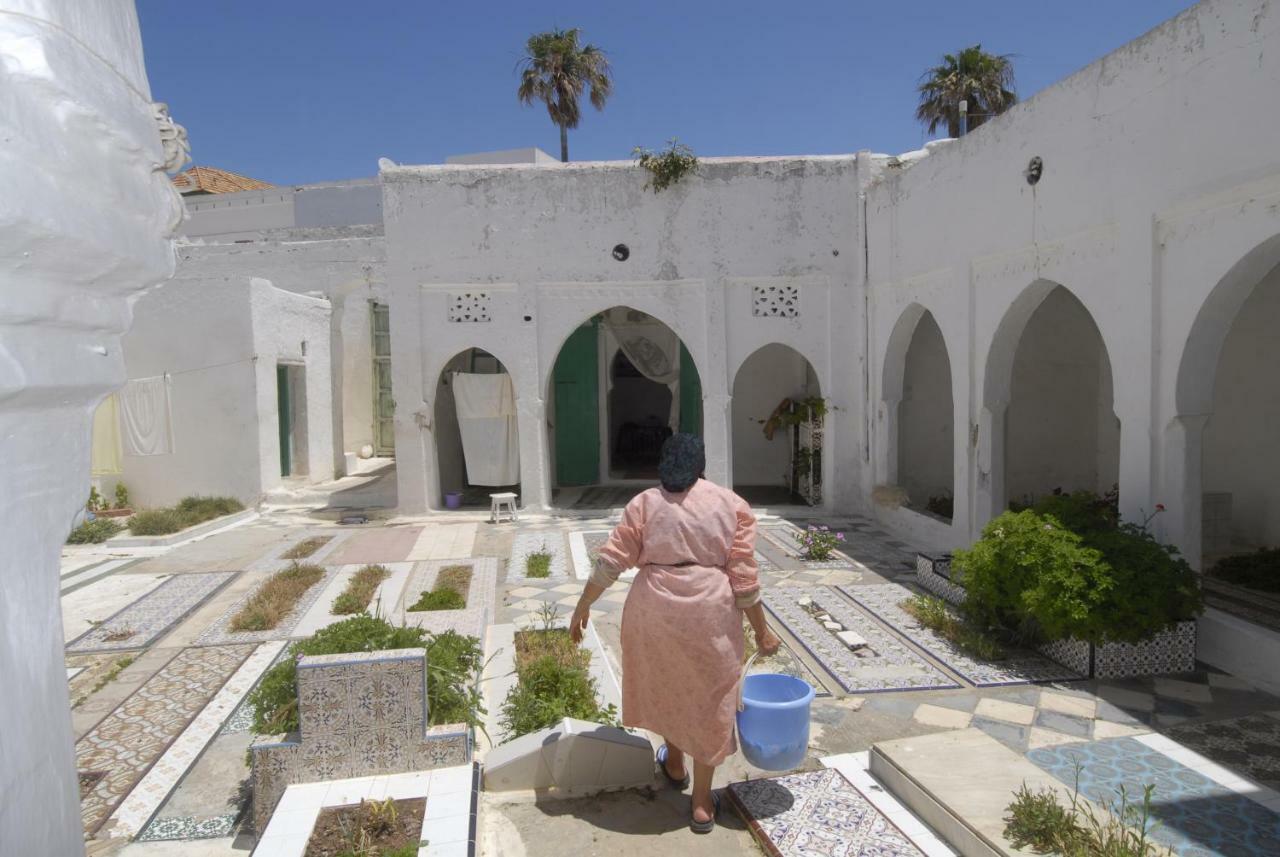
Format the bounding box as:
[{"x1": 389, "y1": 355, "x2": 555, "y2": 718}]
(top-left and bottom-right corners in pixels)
[
  {"x1": 1029, "y1": 736, "x2": 1280, "y2": 856},
  {"x1": 194, "y1": 567, "x2": 341, "y2": 646},
  {"x1": 67, "y1": 572, "x2": 237, "y2": 654},
  {"x1": 727, "y1": 768, "x2": 926, "y2": 856},
  {"x1": 509, "y1": 531, "x2": 570, "y2": 582},
  {"x1": 764, "y1": 585, "x2": 959, "y2": 694},
  {"x1": 840, "y1": 583, "x2": 1084, "y2": 687},
  {"x1": 61, "y1": 573, "x2": 168, "y2": 643},
  {"x1": 323, "y1": 525, "x2": 422, "y2": 565},
  {"x1": 111, "y1": 641, "x2": 286, "y2": 838},
  {"x1": 406, "y1": 522, "x2": 478, "y2": 561},
  {"x1": 76, "y1": 643, "x2": 255, "y2": 836}
]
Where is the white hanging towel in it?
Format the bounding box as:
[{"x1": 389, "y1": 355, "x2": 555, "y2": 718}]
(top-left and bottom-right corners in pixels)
[
  {"x1": 120, "y1": 375, "x2": 174, "y2": 456},
  {"x1": 452, "y1": 372, "x2": 520, "y2": 486}
]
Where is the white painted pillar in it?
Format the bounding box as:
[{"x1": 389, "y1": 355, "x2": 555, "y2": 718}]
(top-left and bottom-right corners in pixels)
[
  {"x1": 519, "y1": 394, "x2": 551, "y2": 511},
  {"x1": 974, "y1": 401, "x2": 1008, "y2": 534},
  {"x1": 703, "y1": 392, "x2": 733, "y2": 487},
  {"x1": 877, "y1": 397, "x2": 901, "y2": 487},
  {"x1": 1164, "y1": 414, "x2": 1209, "y2": 570},
  {"x1": 0, "y1": 4, "x2": 182, "y2": 855}
]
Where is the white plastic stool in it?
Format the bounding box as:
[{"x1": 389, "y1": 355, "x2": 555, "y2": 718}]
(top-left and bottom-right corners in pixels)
[{"x1": 489, "y1": 492, "x2": 519, "y2": 523}]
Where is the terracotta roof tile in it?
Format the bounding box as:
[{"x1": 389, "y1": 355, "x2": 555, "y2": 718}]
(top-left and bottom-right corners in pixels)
[{"x1": 172, "y1": 165, "x2": 273, "y2": 194}]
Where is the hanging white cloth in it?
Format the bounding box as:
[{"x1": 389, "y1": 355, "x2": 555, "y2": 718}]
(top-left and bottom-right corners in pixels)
[
  {"x1": 120, "y1": 375, "x2": 174, "y2": 456},
  {"x1": 600, "y1": 308, "x2": 681, "y2": 430},
  {"x1": 452, "y1": 372, "x2": 520, "y2": 486}
]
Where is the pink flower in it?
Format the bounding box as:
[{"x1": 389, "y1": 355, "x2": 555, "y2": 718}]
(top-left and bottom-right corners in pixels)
[
  {"x1": 837, "y1": 532, "x2": 845, "y2": 540},
  {"x1": 1155, "y1": 503, "x2": 1166, "y2": 512}
]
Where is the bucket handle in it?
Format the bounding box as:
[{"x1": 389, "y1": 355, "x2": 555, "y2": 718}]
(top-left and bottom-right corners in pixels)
[{"x1": 736, "y1": 651, "x2": 760, "y2": 712}]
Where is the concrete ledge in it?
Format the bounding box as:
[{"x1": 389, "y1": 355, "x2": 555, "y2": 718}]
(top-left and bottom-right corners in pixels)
[
  {"x1": 482, "y1": 717, "x2": 653, "y2": 795},
  {"x1": 1198, "y1": 607, "x2": 1280, "y2": 696},
  {"x1": 870, "y1": 729, "x2": 1092, "y2": 857},
  {"x1": 108, "y1": 508, "x2": 258, "y2": 547}
]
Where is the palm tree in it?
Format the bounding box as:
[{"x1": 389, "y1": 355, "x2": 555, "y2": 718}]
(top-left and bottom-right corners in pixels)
[
  {"x1": 916, "y1": 45, "x2": 1017, "y2": 137},
  {"x1": 517, "y1": 28, "x2": 613, "y2": 163}
]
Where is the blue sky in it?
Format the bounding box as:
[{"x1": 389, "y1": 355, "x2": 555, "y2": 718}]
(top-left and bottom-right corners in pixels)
[{"x1": 137, "y1": 1, "x2": 1194, "y2": 185}]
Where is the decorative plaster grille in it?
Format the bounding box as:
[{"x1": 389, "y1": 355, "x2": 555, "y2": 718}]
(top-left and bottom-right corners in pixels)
[
  {"x1": 752, "y1": 284, "x2": 800, "y2": 318},
  {"x1": 448, "y1": 292, "x2": 491, "y2": 323}
]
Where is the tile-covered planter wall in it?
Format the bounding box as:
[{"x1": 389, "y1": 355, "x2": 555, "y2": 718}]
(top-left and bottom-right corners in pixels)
[
  {"x1": 250, "y1": 647, "x2": 471, "y2": 833},
  {"x1": 915, "y1": 553, "x2": 966, "y2": 606},
  {"x1": 1037, "y1": 621, "x2": 1198, "y2": 679}
]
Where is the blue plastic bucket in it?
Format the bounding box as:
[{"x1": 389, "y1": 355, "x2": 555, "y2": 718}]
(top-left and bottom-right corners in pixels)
[{"x1": 736, "y1": 672, "x2": 815, "y2": 771}]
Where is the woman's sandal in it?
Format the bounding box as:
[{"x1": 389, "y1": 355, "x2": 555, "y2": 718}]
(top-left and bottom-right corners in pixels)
[
  {"x1": 656, "y1": 744, "x2": 690, "y2": 789},
  {"x1": 690, "y1": 792, "x2": 721, "y2": 834}
]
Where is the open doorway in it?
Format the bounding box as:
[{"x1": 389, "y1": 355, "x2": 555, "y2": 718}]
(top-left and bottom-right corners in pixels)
[
  {"x1": 731, "y1": 344, "x2": 822, "y2": 506},
  {"x1": 549, "y1": 307, "x2": 701, "y2": 509},
  {"x1": 277, "y1": 363, "x2": 309, "y2": 477},
  {"x1": 433, "y1": 348, "x2": 520, "y2": 509}
]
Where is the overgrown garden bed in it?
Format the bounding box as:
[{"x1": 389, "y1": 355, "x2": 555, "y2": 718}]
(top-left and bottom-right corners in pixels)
[
  {"x1": 499, "y1": 623, "x2": 617, "y2": 740},
  {"x1": 332, "y1": 564, "x2": 390, "y2": 615},
  {"x1": 283, "y1": 536, "x2": 331, "y2": 560},
  {"x1": 230, "y1": 563, "x2": 325, "y2": 632},
  {"x1": 129, "y1": 495, "x2": 244, "y2": 536},
  {"x1": 409, "y1": 564, "x2": 472, "y2": 612},
  {"x1": 303, "y1": 797, "x2": 424, "y2": 857}
]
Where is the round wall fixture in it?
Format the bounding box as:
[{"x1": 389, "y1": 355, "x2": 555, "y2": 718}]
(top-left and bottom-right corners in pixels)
[
  {"x1": 612, "y1": 243, "x2": 630, "y2": 261},
  {"x1": 1025, "y1": 156, "x2": 1043, "y2": 185}
]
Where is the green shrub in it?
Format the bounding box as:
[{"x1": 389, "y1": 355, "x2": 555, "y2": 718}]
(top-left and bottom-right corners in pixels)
[
  {"x1": 175, "y1": 495, "x2": 243, "y2": 519},
  {"x1": 409, "y1": 588, "x2": 466, "y2": 612},
  {"x1": 128, "y1": 495, "x2": 244, "y2": 535},
  {"x1": 67, "y1": 518, "x2": 122, "y2": 544},
  {"x1": 901, "y1": 594, "x2": 1006, "y2": 661},
  {"x1": 1211, "y1": 548, "x2": 1280, "y2": 593},
  {"x1": 526, "y1": 551, "x2": 552, "y2": 578},
  {"x1": 128, "y1": 508, "x2": 187, "y2": 535},
  {"x1": 500, "y1": 655, "x2": 618, "y2": 740},
  {"x1": 1031, "y1": 488, "x2": 1119, "y2": 536},
  {"x1": 1083, "y1": 524, "x2": 1203, "y2": 643},
  {"x1": 332, "y1": 564, "x2": 391, "y2": 615},
  {"x1": 247, "y1": 616, "x2": 483, "y2": 735},
  {"x1": 114, "y1": 483, "x2": 130, "y2": 509}
]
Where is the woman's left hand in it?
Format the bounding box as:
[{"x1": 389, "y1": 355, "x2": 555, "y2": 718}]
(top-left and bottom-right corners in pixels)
[{"x1": 569, "y1": 602, "x2": 591, "y2": 644}]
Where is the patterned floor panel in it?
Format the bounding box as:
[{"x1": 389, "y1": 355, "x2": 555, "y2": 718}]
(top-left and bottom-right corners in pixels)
[
  {"x1": 840, "y1": 583, "x2": 1084, "y2": 687},
  {"x1": 727, "y1": 768, "x2": 926, "y2": 856},
  {"x1": 1028, "y1": 736, "x2": 1280, "y2": 856},
  {"x1": 66, "y1": 572, "x2": 237, "y2": 654},
  {"x1": 765, "y1": 586, "x2": 959, "y2": 694},
  {"x1": 75, "y1": 644, "x2": 255, "y2": 836},
  {"x1": 508, "y1": 531, "x2": 571, "y2": 582},
  {"x1": 194, "y1": 567, "x2": 341, "y2": 646},
  {"x1": 1167, "y1": 713, "x2": 1280, "y2": 789},
  {"x1": 761, "y1": 524, "x2": 860, "y2": 570}
]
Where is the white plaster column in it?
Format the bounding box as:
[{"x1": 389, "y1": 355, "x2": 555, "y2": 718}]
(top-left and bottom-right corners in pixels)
[
  {"x1": 1163, "y1": 414, "x2": 1210, "y2": 570},
  {"x1": 703, "y1": 392, "x2": 732, "y2": 487},
  {"x1": 0, "y1": 4, "x2": 182, "y2": 854},
  {"x1": 518, "y1": 394, "x2": 550, "y2": 511},
  {"x1": 974, "y1": 401, "x2": 1008, "y2": 536},
  {"x1": 877, "y1": 397, "x2": 901, "y2": 487}
]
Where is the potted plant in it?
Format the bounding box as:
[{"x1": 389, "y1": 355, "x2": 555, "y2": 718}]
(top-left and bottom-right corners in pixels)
[{"x1": 97, "y1": 483, "x2": 134, "y2": 518}]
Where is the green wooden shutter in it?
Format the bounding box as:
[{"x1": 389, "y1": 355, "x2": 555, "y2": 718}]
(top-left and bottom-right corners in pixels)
[
  {"x1": 277, "y1": 364, "x2": 291, "y2": 476},
  {"x1": 553, "y1": 323, "x2": 600, "y2": 485},
  {"x1": 679, "y1": 343, "x2": 702, "y2": 437}
]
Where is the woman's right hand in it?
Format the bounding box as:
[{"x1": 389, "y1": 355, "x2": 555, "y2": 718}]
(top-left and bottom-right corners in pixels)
[
  {"x1": 755, "y1": 627, "x2": 782, "y2": 657},
  {"x1": 569, "y1": 601, "x2": 591, "y2": 644}
]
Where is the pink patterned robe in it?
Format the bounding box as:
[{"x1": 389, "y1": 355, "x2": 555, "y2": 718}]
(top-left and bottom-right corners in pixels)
[{"x1": 595, "y1": 478, "x2": 761, "y2": 766}]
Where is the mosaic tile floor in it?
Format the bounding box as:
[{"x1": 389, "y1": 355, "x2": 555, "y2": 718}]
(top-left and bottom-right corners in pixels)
[
  {"x1": 76, "y1": 643, "x2": 254, "y2": 835},
  {"x1": 765, "y1": 585, "x2": 959, "y2": 694},
  {"x1": 761, "y1": 524, "x2": 860, "y2": 570},
  {"x1": 194, "y1": 566, "x2": 341, "y2": 646},
  {"x1": 508, "y1": 531, "x2": 571, "y2": 582},
  {"x1": 1167, "y1": 712, "x2": 1280, "y2": 789},
  {"x1": 1029, "y1": 736, "x2": 1280, "y2": 856},
  {"x1": 727, "y1": 768, "x2": 926, "y2": 856},
  {"x1": 840, "y1": 583, "x2": 1084, "y2": 687},
  {"x1": 66, "y1": 572, "x2": 237, "y2": 654}
]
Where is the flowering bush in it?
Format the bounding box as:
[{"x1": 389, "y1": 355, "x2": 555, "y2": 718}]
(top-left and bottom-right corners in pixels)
[{"x1": 798, "y1": 525, "x2": 845, "y2": 561}]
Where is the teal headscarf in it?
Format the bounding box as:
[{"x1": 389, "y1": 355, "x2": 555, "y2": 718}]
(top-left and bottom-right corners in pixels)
[{"x1": 659, "y1": 433, "x2": 705, "y2": 493}]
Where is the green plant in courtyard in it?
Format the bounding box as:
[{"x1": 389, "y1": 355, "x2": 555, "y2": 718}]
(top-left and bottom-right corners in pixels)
[
  {"x1": 501, "y1": 628, "x2": 618, "y2": 740},
  {"x1": 901, "y1": 593, "x2": 1006, "y2": 661},
  {"x1": 1210, "y1": 548, "x2": 1280, "y2": 593},
  {"x1": 229, "y1": 562, "x2": 325, "y2": 632},
  {"x1": 409, "y1": 588, "x2": 466, "y2": 611},
  {"x1": 633, "y1": 139, "x2": 698, "y2": 192},
  {"x1": 87, "y1": 486, "x2": 105, "y2": 512},
  {"x1": 797, "y1": 525, "x2": 844, "y2": 561},
  {"x1": 113, "y1": 482, "x2": 130, "y2": 509},
  {"x1": 1004, "y1": 782, "x2": 1088, "y2": 853},
  {"x1": 67, "y1": 517, "x2": 122, "y2": 544},
  {"x1": 1004, "y1": 767, "x2": 1162, "y2": 857},
  {"x1": 526, "y1": 545, "x2": 553, "y2": 578},
  {"x1": 129, "y1": 495, "x2": 244, "y2": 535},
  {"x1": 332, "y1": 564, "x2": 391, "y2": 615},
  {"x1": 248, "y1": 616, "x2": 484, "y2": 735},
  {"x1": 517, "y1": 28, "x2": 613, "y2": 162}
]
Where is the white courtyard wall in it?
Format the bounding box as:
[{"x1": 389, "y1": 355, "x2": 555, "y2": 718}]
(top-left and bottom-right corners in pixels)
[
  {"x1": 249, "y1": 278, "x2": 335, "y2": 492},
  {"x1": 381, "y1": 157, "x2": 862, "y2": 512},
  {"x1": 0, "y1": 2, "x2": 180, "y2": 853},
  {"x1": 120, "y1": 278, "x2": 260, "y2": 506},
  {"x1": 866, "y1": 0, "x2": 1280, "y2": 560}
]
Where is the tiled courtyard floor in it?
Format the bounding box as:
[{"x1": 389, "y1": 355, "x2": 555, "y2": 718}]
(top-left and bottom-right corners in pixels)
[{"x1": 55, "y1": 503, "x2": 1280, "y2": 857}]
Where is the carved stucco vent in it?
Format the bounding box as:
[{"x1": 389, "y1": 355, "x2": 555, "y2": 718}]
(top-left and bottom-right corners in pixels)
[
  {"x1": 448, "y1": 292, "x2": 491, "y2": 322},
  {"x1": 752, "y1": 284, "x2": 800, "y2": 318}
]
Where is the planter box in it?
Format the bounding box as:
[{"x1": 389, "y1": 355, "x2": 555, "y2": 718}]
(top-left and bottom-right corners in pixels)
[
  {"x1": 95, "y1": 508, "x2": 133, "y2": 518},
  {"x1": 915, "y1": 553, "x2": 966, "y2": 606},
  {"x1": 1037, "y1": 621, "x2": 1198, "y2": 679},
  {"x1": 108, "y1": 508, "x2": 256, "y2": 547}
]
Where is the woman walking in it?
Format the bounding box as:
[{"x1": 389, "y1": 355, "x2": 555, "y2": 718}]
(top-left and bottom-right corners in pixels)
[{"x1": 569, "y1": 433, "x2": 781, "y2": 833}]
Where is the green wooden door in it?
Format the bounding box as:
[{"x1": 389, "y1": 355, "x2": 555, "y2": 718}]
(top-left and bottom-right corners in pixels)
[
  {"x1": 277, "y1": 364, "x2": 291, "y2": 476},
  {"x1": 554, "y1": 323, "x2": 600, "y2": 485},
  {"x1": 371, "y1": 303, "x2": 395, "y2": 456},
  {"x1": 679, "y1": 344, "x2": 702, "y2": 437}
]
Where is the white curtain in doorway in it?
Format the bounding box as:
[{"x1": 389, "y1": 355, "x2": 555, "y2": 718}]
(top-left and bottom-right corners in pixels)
[
  {"x1": 601, "y1": 308, "x2": 681, "y2": 431},
  {"x1": 120, "y1": 375, "x2": 174, "y2": 456},
  {"x1": 452, "y1": 372, "x2": 520, "y2": 486}
]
